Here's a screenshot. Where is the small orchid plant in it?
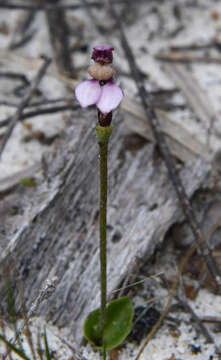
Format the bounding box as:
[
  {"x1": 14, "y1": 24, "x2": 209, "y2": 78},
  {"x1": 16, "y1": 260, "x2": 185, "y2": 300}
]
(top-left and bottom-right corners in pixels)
[{"x1": 75, "y1": 46, "x2": 133, "y2": 360}]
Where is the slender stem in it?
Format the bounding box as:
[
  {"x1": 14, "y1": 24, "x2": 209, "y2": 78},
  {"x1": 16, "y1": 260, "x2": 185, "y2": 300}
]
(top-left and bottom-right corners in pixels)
[
  {"x1": 99, "y1": 141, "x2": 107, "y2": 319},
  {"x1": 96, "y1": 125, "x2": 112, "y2": 360},
  {"x1": 99, "y1": 141, "x2": 108, "y2": 360}
]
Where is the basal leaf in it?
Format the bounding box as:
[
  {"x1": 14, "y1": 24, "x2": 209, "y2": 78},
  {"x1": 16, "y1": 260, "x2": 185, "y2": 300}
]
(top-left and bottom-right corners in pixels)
[{"x1": 84, "y1": 296, "x2": 134, "y2": 350}]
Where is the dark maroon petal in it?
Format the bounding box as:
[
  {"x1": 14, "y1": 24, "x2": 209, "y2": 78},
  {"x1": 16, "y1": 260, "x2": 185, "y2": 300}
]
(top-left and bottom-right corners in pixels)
[{"x1": 91, "y1": 45, "x2": 114, "y2": 64}]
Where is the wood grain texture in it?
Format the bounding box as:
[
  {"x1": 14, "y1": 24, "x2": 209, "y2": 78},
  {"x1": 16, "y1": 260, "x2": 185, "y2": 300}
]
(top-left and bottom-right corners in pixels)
[
  {"x1": 0, "y1": 111, "x2": 214, "y2": 345},
  {"x1": 122, "y1": 95, "x2": 208, "y2": 162}
]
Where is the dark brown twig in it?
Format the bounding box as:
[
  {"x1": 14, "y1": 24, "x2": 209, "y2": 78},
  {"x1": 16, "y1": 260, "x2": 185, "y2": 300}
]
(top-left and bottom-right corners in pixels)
[
  {"x1": 53, "y1": 333, "x2": 90, "y2": 360},
  {"x1": 0, "y1": 0, "x2": 145, "y2": 11},
  {"x1": 9, "y1": 9, "x2": 36, "y2": 50},
  {"x1": 45, "y1": 0, "x2": 74, "y2": 78},
  {"x1": 176, "y1": 297, "x2": 216, "y2": 346},
  {"x1": 0, "y1": 99, "x2": 183, "y2": 129},
  {"x1": 156, "y1": 52, "x2": 221, "y2": 64},
  {"x1": 9, "y1": 29, "x2": 36, "y2": 51},
  {"x1": 169, "y1": 41, "x2": 221, "y2": 51},
  {"x1": 201, "y1": 316, "x2": 221, "y2": 324},
  {"x1": 194, "y1": 270, "x2": 209, "y2": 297},
  {"x1": 0, "y1": 1, "x2": 101, "y2": 10},
  {"x1": 108, "y1": 0, "x2": 221, "y2": 289},
  {"x1": 177, "y1": 277, "x2": 219, "y2": 349},
  {"x1": 0, "y1": 97, "x2": 75, "y2": 108},
  {"x1": 0, "y1": 57, "x2": 51, "y2": 158},
  {"x1": 0, "y1": 104, "x2": 79, "y2": 128},
  {"x1": 0, "y1": 71, "x2": 30, "y2": 86},
  {"x1": 0, "y1": 71, "x2": 31, "y2": 96}
]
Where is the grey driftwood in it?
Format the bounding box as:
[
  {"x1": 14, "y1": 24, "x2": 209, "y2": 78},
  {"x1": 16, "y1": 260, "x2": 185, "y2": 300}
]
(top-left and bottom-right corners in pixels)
[{"x1": 0, "y1": 109, "x2": 217, "y2": 345}]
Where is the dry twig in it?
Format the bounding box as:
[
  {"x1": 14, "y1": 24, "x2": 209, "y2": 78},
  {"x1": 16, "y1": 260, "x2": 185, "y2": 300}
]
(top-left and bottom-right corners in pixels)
[
  {"x1": 0, "y1": 104, "x2": 79, "y2": 128},
  {"x1": 53, "y1": 333, "x2": 90, "y2": 360},
  {"x1": 45, "y1": 0, "x2": 74, "y2": 78},
  {"x1": 0, "y1": 57, "x2": 51, "y2": 158},
  {"x1": 0, "y1": 0, "x2": 146, "y2": 11},
  {"x1": 201, "y1": 316, "x2": 221, "y2": 324},
  {"x1": 0, "y1": 96, "x2": 75, "y2": 108},
  {"x1": 176, "y1": 280, "x2": 221, "y2": 359},
  {"x1": 9, "y1": 9, "x2": 36, "y2": 50},
  {"x1": 176, "y1": 297, "x2": 216, "y2": 345},
  {"x1": 156, "y1": 52, "x2": 221, "y2": 64}
]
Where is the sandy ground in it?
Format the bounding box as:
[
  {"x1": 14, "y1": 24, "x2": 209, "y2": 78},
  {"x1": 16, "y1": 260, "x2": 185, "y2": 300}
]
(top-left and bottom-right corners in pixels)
[{"x1": 1, "y1": 257, "x2": 220, "y2": 359}]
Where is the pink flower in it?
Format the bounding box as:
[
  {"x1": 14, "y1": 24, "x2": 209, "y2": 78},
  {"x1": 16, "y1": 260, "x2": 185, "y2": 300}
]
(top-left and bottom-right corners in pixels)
[{"x1": 75, "y1": 79, "x2": 123, "y2": 114}]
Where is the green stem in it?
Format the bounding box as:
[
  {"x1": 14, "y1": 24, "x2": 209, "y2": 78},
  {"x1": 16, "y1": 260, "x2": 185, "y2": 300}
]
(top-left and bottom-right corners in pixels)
[
  {"x1": 96, "y1": 125, "x2": 113, "y2": 360},
  {"x1": 99, "y1": 140, "x2": 107, "y2": 334}
]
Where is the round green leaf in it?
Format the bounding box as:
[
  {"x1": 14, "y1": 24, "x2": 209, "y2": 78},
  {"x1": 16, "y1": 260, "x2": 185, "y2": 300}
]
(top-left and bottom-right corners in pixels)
[{"x1": 83, "y1": 296, "x2": 134, "y2": 350}]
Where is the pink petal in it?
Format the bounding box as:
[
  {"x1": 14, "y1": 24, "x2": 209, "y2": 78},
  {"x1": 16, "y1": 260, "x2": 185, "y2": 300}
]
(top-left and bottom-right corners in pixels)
[
  {"x1": 75, "y1": 79, "x2": 101, "y2": 108},
  {"x1": 96, "y1": 82, "x2": 123, "y2": 114}
]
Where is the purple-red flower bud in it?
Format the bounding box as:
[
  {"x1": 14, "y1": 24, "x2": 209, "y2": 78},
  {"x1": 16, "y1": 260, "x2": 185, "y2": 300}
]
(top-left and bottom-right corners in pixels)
[{"x1": 91, "y1": 45, "x2": 114, "y2": 64}]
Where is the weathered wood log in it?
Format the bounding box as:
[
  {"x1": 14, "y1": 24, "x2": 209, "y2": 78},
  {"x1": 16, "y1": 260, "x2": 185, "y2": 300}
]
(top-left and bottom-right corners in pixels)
[{"x1": 0, "y1": 110, "x2": 217, "y2": 345}]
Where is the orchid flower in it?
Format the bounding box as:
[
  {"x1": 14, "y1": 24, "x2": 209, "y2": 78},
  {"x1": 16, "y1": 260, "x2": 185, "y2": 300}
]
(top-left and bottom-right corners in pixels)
[{"x1": 75, "y1": 45, "x2": 123, "y2": 115}]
